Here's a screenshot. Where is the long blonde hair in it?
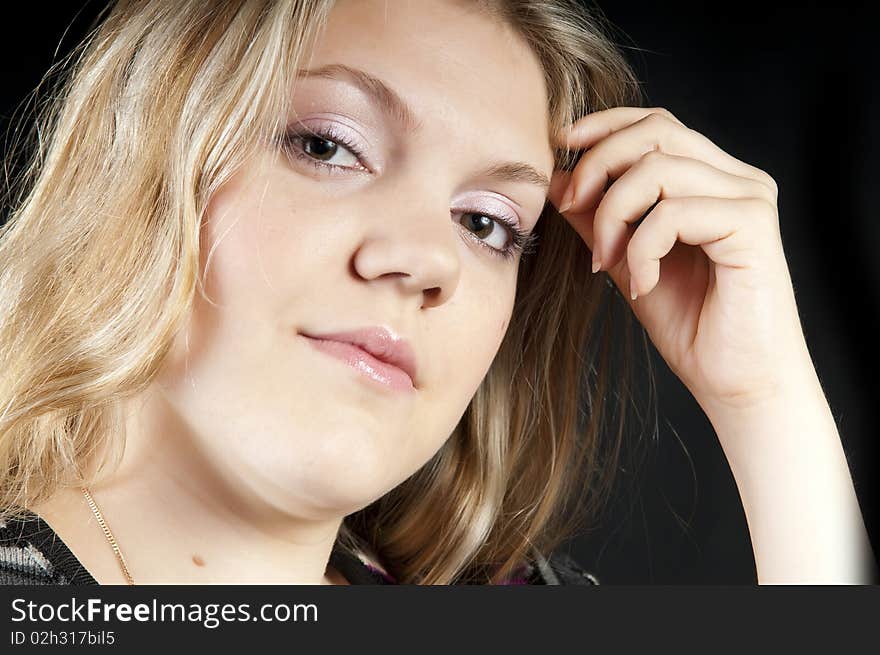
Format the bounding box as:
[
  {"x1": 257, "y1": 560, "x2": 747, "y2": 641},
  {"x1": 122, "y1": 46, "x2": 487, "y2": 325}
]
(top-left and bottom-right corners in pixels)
[{"x1": 0, "y1": 0, "x2": 649, "y2": 583}]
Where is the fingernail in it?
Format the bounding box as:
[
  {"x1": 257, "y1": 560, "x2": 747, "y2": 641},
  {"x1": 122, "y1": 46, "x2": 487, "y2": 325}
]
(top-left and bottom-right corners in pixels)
[
  {"x1": 591, "y1": 254, "x2": 601, "y2": 274},
  {"x1": 629, "y1": 277, "x2": 638, "y2": 301},
  {"x1": 558, "y1": 185, "x2": 575, "y2": 212}
]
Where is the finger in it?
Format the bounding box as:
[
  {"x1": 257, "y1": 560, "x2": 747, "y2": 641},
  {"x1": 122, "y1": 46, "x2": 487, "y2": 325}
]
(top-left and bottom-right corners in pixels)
[
  {"x1": 553, "y1": 106, "x2": 686, "y2": 149},
  {"x1": 547, "y1": 168, "x2": 572, "y2": 210},
  {"x1": 547, "y1": 168, "x2": 602, "y2": 259},
  {"x1": 557, "y1": 110, "x2": 777, "y2": 214},
  {"x1": 593, "y1": 151, "x2": 776, "y2": 271},
  {"x1": 626, "y1": 195, "x2": 780, "y2": 299}
]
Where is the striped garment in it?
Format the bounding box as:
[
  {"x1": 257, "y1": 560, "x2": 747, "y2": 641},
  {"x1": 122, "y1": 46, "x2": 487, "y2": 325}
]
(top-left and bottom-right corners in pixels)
[{"x1": 0, "y1": 510, "x2": 599, "y2": 585}]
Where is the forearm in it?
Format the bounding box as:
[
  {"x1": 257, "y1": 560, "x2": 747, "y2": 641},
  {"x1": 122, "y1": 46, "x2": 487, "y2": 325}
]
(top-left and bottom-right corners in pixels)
[{"x1": 701, "y1": 370, "x2": 878, "y2": 584}]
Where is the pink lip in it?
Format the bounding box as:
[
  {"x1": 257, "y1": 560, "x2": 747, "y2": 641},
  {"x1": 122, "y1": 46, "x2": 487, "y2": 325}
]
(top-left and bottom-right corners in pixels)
[{"x1": 299, "y1": 326, "x2": 418, "y2": 393}]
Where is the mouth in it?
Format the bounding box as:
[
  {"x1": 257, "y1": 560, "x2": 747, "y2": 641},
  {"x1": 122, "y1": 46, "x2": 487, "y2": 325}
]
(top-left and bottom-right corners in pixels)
[{"x1": 299, "y1": 333, "x2": 417, "y2": 393}]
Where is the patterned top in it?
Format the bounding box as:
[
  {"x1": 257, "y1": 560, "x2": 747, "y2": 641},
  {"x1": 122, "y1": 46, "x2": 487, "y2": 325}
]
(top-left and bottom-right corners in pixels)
[{"x1": 0, "y1": 510, "x2": 600, "y2": 585}]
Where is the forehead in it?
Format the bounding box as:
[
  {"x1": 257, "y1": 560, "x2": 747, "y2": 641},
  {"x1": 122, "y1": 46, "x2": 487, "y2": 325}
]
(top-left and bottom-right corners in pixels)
[{"x1": 304, "y1": 0, "x2": 554, "y2": 168}]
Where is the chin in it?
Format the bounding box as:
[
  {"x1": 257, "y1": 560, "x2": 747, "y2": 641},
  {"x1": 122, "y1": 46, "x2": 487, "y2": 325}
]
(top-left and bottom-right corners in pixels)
[{"x1": 242, "y1": 436, "x2": 403, "y2": 518}]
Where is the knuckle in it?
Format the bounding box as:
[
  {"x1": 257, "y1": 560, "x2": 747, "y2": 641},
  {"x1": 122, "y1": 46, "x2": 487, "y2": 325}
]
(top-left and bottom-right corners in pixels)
[
  {"x1": 637, "y1": 147, "x2": 666, "y2": 169},
  {"x1": 648, "y1": 107, "x2": 681, "y2": 124},
  {"x1": 626, "y1": 229, "x2": 645, "y2": 262},
  {"x1": 650, "y1": 197, "x2": 675, "y2": 219},
  {"x1": 750, "y1": 179, "x2": 776, "y2": 205},
  {"x1": 749, "y1": 166, "x2": 778, "y2": 198},
  {"x1": 748, "y1": 196, "x2": 778, "y2": 223},
  {"x1": 592, "y1": 196, "x2": 612, "y2": 226},
  {"x1": 642, "y1": 112, "x2": 677, "y2": 147},
  {"x1": 627, "y1": 204, "x2": 664, "y2": 258},
  {"x1": 645, "y1": 111, "x2": 670, "y2": 129}
]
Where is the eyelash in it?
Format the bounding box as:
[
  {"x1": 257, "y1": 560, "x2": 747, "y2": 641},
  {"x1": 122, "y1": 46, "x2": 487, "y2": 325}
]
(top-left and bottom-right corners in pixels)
[
  {"x1": 459, "y1": 213, "x2": 537, "y2": 261},
  {"x1": 281, "y1": 125, "x2": 539, "y2": 261}
]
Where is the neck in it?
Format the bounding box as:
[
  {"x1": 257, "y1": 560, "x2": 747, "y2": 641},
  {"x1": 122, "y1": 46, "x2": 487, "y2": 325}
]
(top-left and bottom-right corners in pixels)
[{"x1": 68, "y1": 388, "x2": 349, "y2": 585}]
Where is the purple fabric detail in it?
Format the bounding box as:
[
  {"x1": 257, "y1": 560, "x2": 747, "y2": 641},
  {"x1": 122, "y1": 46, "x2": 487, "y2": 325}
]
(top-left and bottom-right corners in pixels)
[
  {"x1": 498, "y1": 564, "x2": 532, "y2": 585},
  {"x1": 360, "y1": 559, "x2": 534, "y2": 584},
  {"x1": 497, "y1": 575, "x2": 529, "y2": 585},
  {"x1": 363, "y1": 561, "x2": 397, "y2": 583}
]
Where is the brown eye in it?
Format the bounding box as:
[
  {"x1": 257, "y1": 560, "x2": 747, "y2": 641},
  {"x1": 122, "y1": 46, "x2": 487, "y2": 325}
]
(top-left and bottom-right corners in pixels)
[
  {"x1": 283, "y1": 125, "x2": 367, "y2": 172},
  {"x1": 302, "y1": 136, "x2": 338, "y2": 161},
  {"x1": 461, "y1": 213, "x2": 500, "y2": 242},
  {"x1": 454, "y1": 210, "x2": 533, "y2": 262}
]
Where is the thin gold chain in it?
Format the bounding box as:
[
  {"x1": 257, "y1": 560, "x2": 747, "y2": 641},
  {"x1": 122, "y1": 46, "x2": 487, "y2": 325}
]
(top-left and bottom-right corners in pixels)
[{"x1": 80, "y1": 486, "x2": 135, "y2": 585}]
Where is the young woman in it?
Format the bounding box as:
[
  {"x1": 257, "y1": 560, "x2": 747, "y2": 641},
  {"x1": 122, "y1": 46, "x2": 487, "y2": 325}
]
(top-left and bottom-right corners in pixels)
[{"x1": 0, "y1": 0, "x2": 875, "y2": 585}]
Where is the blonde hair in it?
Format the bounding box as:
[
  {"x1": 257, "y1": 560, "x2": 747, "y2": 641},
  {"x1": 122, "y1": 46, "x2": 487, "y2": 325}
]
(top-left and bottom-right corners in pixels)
[{"x1": 0, "y1": 0, "x2": 650, "y2": 583}]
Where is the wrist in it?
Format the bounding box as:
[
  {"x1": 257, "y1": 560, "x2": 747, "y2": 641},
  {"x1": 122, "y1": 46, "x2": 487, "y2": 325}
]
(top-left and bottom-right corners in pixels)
[
  {"x1": 696, "y1": 355, "x2": 827, "y2": 446},
  {"x1": 693, "y1": 364, "x2": 876, "y2": 583}
]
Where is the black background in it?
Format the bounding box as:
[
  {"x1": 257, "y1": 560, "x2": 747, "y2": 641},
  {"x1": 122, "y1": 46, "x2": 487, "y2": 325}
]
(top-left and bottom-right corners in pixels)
[
  {"x1": 1, "y1": 1, "x2": 876, "y2": 583},
  {"x1": 577, "y1": 0, "x2": 878, "y2": 583}
]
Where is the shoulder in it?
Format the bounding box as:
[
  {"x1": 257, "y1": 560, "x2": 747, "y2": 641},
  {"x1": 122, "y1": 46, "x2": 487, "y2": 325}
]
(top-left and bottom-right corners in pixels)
[
  {"x1": 540, "y1": 550, "x2": 600, "y2": 585},
  {"x1": 505, "y1": 550, "x2": 600, "y2": 585},
  {"x1": 0, "y1": 510, "x2": 97, "y2": 585},
  {"x1": 335, "y1": 544, "x2": 600, "y2": 585}
]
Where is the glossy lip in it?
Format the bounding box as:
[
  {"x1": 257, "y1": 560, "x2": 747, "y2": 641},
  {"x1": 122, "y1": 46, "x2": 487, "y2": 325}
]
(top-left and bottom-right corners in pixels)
[{"x1": 298, "y1": 326, "x2": 418, "y2": 392}]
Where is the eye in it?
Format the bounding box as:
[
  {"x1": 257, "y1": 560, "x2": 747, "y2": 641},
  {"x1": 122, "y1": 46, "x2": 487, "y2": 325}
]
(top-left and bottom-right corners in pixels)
[
  {"x1": 455, "y1": 211, "x2": 536, "y2": 261},
  {"x1": 282, "y1": 123, "x2": 370, "y2": 174}
]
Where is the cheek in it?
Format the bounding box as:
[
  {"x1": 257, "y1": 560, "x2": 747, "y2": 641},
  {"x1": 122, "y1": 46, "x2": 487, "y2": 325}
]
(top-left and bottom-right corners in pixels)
[
  {"x1": 497, "y1": 315, "x2": 510, "y2": 346},
  {"x1": 198, "y1": 173, "x2": 318, "y2": 303},
  {"x1": 199, "y1": 180, "x2": 267, "y2": 292},
  {"x1": 492, "y1": 278, "x2": 516, "y2": 346},
  {"x1": 443, "y1": 279, "x2": 516, "y2": 389}
]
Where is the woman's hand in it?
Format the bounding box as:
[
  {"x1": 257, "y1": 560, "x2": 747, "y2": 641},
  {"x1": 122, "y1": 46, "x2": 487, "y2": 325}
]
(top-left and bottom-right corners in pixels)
[
  {"x1": 548, "y1": 108, "x2": 878, "y2": 583},
  {"x1": 548, "y1": 107, "x2": 812, "y2": 421}
]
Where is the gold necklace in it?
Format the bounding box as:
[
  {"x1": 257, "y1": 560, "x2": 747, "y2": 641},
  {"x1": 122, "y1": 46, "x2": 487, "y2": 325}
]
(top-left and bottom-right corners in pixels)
[{"x1": 80, "y1": 486, "x2": 135, "y2": 585}]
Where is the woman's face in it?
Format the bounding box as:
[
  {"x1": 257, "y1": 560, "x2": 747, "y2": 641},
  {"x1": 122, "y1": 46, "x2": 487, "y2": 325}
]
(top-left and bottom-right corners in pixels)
[{"x1": 156, "y1": 0, "x2": 555, "y2": 518}]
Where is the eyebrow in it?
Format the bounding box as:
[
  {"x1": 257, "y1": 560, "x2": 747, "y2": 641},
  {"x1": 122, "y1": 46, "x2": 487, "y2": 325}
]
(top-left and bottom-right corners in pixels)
[{"x1": 295, "y1": 63, "x2": 552, "y2": 191}]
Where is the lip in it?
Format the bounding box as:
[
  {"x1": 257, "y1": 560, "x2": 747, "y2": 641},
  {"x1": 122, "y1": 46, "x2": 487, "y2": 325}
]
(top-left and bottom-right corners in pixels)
[{"x1": 298, "y1": 326, "x2": 418, "y2": 392}]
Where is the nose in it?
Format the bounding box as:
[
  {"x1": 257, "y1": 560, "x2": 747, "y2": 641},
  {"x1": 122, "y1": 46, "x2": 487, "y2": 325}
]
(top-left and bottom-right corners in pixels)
[{"x1": 351, "y1": 193, "x2": 462, "y2": 309}]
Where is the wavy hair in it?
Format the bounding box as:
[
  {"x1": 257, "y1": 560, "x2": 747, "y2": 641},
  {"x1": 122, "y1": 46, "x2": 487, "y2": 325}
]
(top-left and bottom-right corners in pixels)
[{"x1": 0, "y1": 0, "x2": 651, "y2": 584}]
